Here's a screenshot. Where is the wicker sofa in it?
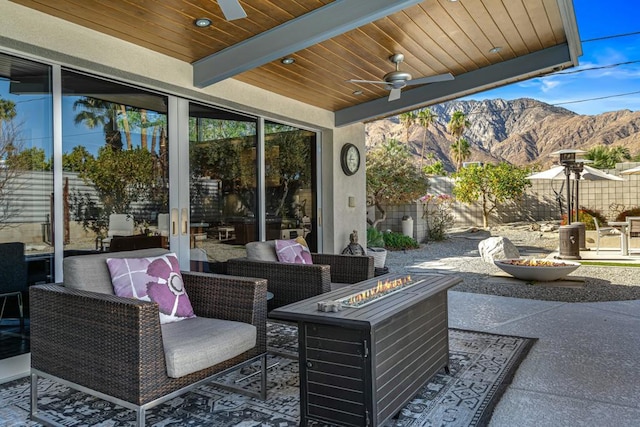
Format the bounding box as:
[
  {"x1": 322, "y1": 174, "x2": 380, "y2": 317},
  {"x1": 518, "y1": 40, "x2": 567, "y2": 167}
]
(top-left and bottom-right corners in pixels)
[
  {"x1": 29, "y1": 248, "x2": 268, "y2": 427},
  {"x1": 227, "y1": 240, "x2": 374, "y2": 311}
]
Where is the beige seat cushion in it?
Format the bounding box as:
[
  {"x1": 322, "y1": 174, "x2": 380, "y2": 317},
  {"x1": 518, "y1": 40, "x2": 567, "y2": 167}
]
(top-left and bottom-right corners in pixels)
[
  {"x1": 161, "y1": 317, "x2": 257, "y2": 378},
  {"x1": 245, "y1": 241, "x2": 278, "y2": 262},
  {"x1": 64, "y1": 248, "x2": 170, "y2": 294}
]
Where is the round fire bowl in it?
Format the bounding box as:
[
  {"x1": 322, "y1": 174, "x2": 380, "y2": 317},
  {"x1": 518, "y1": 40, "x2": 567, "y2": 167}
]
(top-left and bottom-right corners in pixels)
[{"x1": 494, "y1": 259, "x2": 580, "y2": 282}]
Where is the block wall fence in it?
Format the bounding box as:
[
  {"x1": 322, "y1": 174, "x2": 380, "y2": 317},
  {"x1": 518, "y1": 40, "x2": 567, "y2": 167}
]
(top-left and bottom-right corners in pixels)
[{"x1": 371, "y1": 163, "x2": 640, "y2": 243}]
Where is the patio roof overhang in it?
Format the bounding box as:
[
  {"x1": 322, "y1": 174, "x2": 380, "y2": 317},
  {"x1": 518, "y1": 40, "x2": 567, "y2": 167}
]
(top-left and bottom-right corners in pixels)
[{"x1": 9, "y1": 0, "x2": 582, "y2": 127}]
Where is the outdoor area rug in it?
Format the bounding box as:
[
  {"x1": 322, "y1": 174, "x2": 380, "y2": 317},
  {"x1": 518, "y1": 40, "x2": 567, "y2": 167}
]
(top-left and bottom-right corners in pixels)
[{"x1": 0, "y1": 322, "x2": 535, "y2": 427}]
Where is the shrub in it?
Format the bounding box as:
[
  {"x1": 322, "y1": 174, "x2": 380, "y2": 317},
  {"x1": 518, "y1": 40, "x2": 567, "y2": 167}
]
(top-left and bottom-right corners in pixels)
[
  {"x1": 420, "y1": 193, "x2": 455, "y2": 241},
  {"x1": 366, "y1": 227, "x2": 385, "y2": 247},
  {"x1": 561, "y1": 209, "x2": 608, "y2": 230},
  {"x1": 382, "y1": 231, "x2": 419, "y2": 251},
  {"x1": 615, "y1": 207, "x2": 640, "y2": 221}
]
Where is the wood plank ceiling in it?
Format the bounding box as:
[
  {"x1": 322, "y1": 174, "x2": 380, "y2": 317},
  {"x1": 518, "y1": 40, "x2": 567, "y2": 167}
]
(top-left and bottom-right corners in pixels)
[{"x1": 10, "y1": 0, "x2": 577, "y2": 123}]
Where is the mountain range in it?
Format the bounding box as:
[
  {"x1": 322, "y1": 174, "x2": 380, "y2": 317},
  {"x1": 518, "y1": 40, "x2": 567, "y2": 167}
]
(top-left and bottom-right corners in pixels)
[{"x1": 365, "y1": 98, "x2": 640, "y2": 170}]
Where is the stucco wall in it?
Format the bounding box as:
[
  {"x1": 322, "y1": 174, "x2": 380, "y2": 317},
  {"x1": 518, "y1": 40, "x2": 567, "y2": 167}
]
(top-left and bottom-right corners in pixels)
[
  {"x1": 376, "y1": 167, "x2": 640, "y2": 238},
  {"x1": 326, "y1": 124, "x2": 367, "y2": 253}
]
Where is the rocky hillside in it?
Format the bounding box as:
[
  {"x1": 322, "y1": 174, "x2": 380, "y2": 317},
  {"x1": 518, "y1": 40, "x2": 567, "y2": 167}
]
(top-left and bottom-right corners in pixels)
[{"x1": 365, "y1": 98, "x2": 640, "y2": 170}]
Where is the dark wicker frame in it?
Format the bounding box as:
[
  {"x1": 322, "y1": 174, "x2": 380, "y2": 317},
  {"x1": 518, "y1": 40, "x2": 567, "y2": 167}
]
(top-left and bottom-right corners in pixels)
[
  {"x1": 227, "y1": 253, "x2": 374, "y2": 310},
  {"x1": 0, "y1": 242, "x2": 27, "y2": 331},
  {"x1": 29, "y1": 272, "x2": 268, "y2": 426}
]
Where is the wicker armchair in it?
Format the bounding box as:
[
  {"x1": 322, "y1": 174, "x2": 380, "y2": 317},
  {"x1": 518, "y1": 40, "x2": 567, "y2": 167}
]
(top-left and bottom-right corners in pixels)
[
  {"x1": 628, "y1": 216, "x2": 640, "y2": 254},
  {"x1": 227, "y1": 241, "x2": 374, "y2": 311},
  {"x1": 0, "y1": 242, "x2": 27, "y2": 332},
  {"x1": 29, "y1": 248, "x2": 268, "y2": 427}
]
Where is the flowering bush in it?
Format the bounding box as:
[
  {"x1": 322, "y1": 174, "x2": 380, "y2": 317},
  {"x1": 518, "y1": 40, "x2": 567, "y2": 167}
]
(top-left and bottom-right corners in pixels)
[
  {"x1": 420, "y1": 193, "x2": 455, "y2": 241},
  {"x1": 560, "y1": 208, "x2": 607, "y2": 230}
]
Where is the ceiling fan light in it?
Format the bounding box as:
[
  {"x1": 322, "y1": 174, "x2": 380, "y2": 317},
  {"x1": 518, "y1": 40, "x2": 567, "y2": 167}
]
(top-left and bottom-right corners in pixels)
[
  {"x1": 281, "y1": 57, "x2": 295, "y2": 65},
  {"x1": 194, "y1": 18, "x2": 212, "y2": 28}
]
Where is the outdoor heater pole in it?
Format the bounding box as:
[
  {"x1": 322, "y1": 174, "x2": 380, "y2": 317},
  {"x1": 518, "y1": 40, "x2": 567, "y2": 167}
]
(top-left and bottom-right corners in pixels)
[
  {"x1": 564, "y1": 165, "x2": 572, "y2": 225},
  {"x1": 574, "y1": 169, "x2": 581, "y2": 223}
]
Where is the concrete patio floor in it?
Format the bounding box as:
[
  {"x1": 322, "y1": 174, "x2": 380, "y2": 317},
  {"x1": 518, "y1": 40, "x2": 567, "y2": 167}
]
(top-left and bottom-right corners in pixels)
[
  {"x1": 549, "y1": 247, "x2": 640, "y2": 263},
  {"x1": 448, "y1": 291, "x2": 640, "y2": 427},
  {"x1": 3, "y1": 242, "x2": 640, "y2": 426}
]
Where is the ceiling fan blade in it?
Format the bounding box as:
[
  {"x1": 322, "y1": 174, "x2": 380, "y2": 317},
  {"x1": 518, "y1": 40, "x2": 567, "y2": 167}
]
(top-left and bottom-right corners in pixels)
[
  {"x1": 218, "y1": 0, "x2": 247, "y2": 21},
  {"x1": 347, "y1": 79, "x2": 388, "y2": 85},
  {"x1": 388, "y1": 88, "x2": 402, "y2": 102},
  {"x1": 406, "y1": 72, "x2": 455, "y2": 86}
]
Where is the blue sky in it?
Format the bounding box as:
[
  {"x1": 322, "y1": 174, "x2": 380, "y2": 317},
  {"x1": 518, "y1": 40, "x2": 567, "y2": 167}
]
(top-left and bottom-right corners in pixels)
[{"x1": 463, "y1": 0, "x2": 640, "y2": 115}]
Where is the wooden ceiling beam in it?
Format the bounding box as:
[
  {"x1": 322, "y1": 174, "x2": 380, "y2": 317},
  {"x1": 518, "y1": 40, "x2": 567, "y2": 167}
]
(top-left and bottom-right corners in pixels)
[
  {"x1": 192, "y1": 0, "x2": 422, "y2": 88},
  {"x1": 335, "y1": 43, "x2": 574, "y2": 126}
]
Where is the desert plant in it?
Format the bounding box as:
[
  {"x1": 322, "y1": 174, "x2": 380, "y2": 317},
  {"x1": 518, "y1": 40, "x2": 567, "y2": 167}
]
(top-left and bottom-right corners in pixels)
[
  {"x1": 447, "y1": 111, "x2": 471, "y2": 171},
  {"x1": 366, "y1": 139, "x2": 429, "y2": 229},
  {"x1": 366, "y1": 226, "x2": 385, "y2": 247},
  {"x1": 561, "y1": 209, "x2": 608, "y2": 230},
  {"x1": 615, "y1": 207, "x2": 640, "y2": 221},
  {"x1": 420, "y1": 193, "x2": 455, "y2": 241},
  {"x1": 382, "y1": 231, "x2": 419, "y2": 250},
  {"x1": 453, "y1": 162, "x2": 531, "y2": 228},
  {"x1": 584, "y1": 145, "x2": 631, "y2": 169}
]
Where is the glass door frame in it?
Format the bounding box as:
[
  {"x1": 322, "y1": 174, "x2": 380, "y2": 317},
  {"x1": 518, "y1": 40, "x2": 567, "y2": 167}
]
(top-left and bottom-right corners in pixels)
[
  {"x1": 167, "y1": 96, "x2": 190, "y2": 269},
  {"x1": 171, "y1": 101, "x2": 323, "y2": 270}
]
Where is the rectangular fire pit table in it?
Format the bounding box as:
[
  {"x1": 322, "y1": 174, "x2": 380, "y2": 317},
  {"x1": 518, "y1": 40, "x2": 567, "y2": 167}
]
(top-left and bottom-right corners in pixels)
[{"x1": 270, "y1": 273, "x2": 462, "y2": 427}]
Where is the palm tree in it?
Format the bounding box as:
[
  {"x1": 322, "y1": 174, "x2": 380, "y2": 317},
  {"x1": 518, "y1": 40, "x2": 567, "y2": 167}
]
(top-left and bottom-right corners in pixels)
[
  {"x1": 447, "y1": 110, "x2": 471, "y2": 171},
  {"x1": 585, "y1": 145, "x2": 631, "y2": 169},
  {"x1": 73, "y1": 97, "x2": 126, "y2": 150},
  {"x1": 0, "y1": 98, "x2": 17, "y2": 141},
  {"x1": 610, "y1": 146, "x2": 631, "y2": 164},
  {"x1": 417, "y1": 108, "x2": 436, "y2": 166},
  {"x1": 399, "y1": 110, "x2": 417, "y2": 144},
  {"x1": 450, "y1": 138, "x2": 470, "y2": 171}
]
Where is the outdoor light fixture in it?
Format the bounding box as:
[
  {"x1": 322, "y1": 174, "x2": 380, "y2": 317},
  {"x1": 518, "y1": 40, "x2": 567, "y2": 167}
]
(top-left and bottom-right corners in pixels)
[
  {"x1": 353, "y1": 90, "x2": 363, "y2": 95},
  {"x1": 550, "y1": 149, "x2": 588, "y2": 260},
  {"x1": 281, "y1": 57, "x2": 295, "y2": 65},
  {"x1": 194, "y1": 18, "x2": 212, "y2": 28},
  {"x1": 488, "y1": 46, "x2": 502, "y2": 54},
  {"x1": 551, "y1": 149, "x2": 587, "y2": 237},
  {"x1": 551, "y1": 149, "x2": 587, "y2": 225},
  {"x1": 553, "y1": 148, "x2": 586, "y2": 166}
]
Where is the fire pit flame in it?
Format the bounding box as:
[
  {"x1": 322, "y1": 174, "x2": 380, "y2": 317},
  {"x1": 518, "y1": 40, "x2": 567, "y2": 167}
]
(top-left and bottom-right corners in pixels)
[{"x1": 340, "y1": 275, "x2": 419, "y2": 308}]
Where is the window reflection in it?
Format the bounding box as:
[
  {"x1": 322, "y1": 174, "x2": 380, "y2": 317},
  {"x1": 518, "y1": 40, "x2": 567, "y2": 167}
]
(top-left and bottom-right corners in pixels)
[
  {"x1": 187, "y1": 107, "x2": 317, "y2": 267},
  {"x1": 62, "y1": 70, "x2": 169, "y2": 253},
  {"x1": 189, "y1": 103, "x2": 257, "y2": 266},
  {"x1": 265, "y1": 121, "x2": 316, "y2": 250},
  {"x1": 0, "y1": 53, "x2": 52, "y2": 360}
]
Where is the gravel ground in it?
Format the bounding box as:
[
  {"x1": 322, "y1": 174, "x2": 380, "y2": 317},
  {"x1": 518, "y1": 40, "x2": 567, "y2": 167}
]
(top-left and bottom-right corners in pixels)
[{"x1": 384, "y1": 222, "x2": 640, "y2": 303}]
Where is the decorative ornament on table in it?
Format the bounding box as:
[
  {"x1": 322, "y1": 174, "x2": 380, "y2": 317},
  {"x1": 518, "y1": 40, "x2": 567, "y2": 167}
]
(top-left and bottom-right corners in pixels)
[{"x1": 341, "y1": 230, "x2": 366, "y2": 255}]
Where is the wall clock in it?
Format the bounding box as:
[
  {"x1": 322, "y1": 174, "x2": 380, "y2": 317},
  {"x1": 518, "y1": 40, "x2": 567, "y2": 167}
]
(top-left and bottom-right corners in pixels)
[{"x1": 340, "y1": 143, "x2": 360, "y2": 176}]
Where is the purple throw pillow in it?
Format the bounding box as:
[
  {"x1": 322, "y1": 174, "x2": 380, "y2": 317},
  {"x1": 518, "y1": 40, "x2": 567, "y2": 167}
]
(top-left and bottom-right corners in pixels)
[
  {"x1": 275, "y1": 239, "x2": 313, "y2": 264},
  {"x1": 106, "y1": 254, "x2": 196, "y2": 324}
]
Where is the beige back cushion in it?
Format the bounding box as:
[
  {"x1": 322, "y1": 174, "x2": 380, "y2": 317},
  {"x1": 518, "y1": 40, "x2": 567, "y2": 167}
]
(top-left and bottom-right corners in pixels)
[
  {"x1": 245, "y1": 241, "x2": 278, "y2": 262},
  {"x1": 64, "y1": 248, "x2": 170, "y2": 294}
]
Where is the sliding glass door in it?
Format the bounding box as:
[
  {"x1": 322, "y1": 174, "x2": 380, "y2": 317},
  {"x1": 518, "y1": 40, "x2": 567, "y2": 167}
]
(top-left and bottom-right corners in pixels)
[
  {"x1": 187, "y1": 103, "x2": 257, "y2": 270},
  {"x1": 187, "y1": 105, "x2": 318, "y2": 270},
  {"x1": 264, "y1": 121, "x2": 317, "y2": 249},
  {"x1": 0, "y1": 53, "x2": 52, "y2": 360}
]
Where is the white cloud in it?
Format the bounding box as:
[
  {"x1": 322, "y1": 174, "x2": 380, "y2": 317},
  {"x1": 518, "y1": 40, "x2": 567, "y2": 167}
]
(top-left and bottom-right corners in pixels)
[{"x1": 540, "y1": 79, "x2": 561, "y2": 93}]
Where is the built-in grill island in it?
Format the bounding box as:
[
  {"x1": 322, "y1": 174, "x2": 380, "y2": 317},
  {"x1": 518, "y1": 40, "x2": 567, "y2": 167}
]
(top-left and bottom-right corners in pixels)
[{"x1": 270, "y1": 274, "x2": 462, "y2": 427}]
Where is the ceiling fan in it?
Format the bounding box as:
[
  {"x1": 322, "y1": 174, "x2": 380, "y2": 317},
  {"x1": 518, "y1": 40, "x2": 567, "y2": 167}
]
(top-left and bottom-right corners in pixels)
[
  {"x1": 218, "y1": 0, "x2": 247, "y2": 21},
  {"x1": 348, "y1": 53, "x2": 454, "y2": 102}
]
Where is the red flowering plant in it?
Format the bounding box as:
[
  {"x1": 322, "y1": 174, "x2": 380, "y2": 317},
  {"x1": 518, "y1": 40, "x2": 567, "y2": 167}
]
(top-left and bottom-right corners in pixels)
[{"x1": 420, "y1": 193, "x2": 455, "y2": 241}]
